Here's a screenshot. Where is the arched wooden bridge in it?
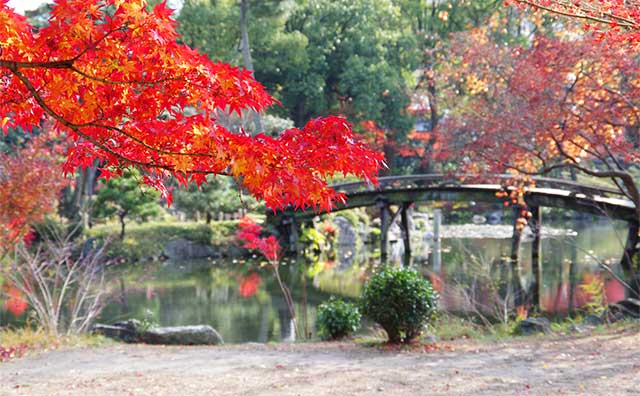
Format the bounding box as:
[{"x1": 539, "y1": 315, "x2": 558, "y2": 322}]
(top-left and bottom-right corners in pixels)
[
  {"x1": 273, "y1": 174, "x2": 636, "y2": 222},
  {"x1": 269, "y1": 174, "x2": 639, "y2": 306}
]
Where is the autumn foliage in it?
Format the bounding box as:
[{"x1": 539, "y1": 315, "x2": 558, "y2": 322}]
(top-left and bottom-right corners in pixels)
[
  {"x1": 0, "y1": 131, "x2": 68, "y2": 254},
  {"x1": 236, "y1": 216, "x2": 281, "y2": 263},
  {"x1": 510, "y1": 1, "x2": 640, "y2": 43},
  {"x1": 2, "y1": 284, "x2": 28, "y2": 317},
  {"x1": 0, "y1": 0, "x2": 384, "y2": 212},
  {"x1": 236, "y1": 216, "x2": 297, "y2": 335},
  {"x1": 237, "y1": 273, "x2": 261, "y2": 299},
  {"x1": 429, "y1": 25, "x2": 640, "y2": 209}
]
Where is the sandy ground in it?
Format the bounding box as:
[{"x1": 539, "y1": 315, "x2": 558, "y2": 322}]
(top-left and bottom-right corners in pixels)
[{"x1": 1, "y1": 329, "x2": 639, "y2": 396}]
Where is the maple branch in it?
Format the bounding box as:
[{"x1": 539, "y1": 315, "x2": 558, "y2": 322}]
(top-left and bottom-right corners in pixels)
[
  {"x1": 8, "y1": 66, "x2": 180, "y2": 172},
  {"x1": 0, "y1": 59, "x2": 181, "y2": 87},
  {"x1": 581, "y1": 69, "x2": 640, "y2": 117},
  {"x1": 6, "y1": 63, "x2": 221, "y2": 166},
  {"x1": 7, "y1": 67, "x2": 234, "y2": 179},
  {"x1": 526, "y1": 142, "x2": 637, "y2": 205},
  {"x1": 0, "y1": 59, "x2": 75, "y2": 70},
  {"x1": 515, "y1": 0, "x2": 640, "y2": 29},
  {"x1": 69, "y1": 65, "x2": 180, "y2": 86}
]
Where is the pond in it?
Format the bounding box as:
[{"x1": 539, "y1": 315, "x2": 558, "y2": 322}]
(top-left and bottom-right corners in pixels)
[{"x1": 0, "y1": 216, "x2": 631, "y2": 343}]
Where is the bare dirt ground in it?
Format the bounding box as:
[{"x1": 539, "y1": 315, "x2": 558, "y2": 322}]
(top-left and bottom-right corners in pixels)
[{"x1": 1, "y1": 329, "x2": 639, "y2": 396}]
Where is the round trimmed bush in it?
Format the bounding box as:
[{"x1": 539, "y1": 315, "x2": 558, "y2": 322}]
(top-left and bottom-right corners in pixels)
[
  {"x1": 317, "y1": 297, "x2": 361, "y2": 340},
  {"x1": 361, "y1": 267, "x2": 438, "y2": 343}
]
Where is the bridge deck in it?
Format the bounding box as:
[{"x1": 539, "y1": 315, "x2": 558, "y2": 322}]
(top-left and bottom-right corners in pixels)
[{"x1": 271, "y1": 174, "x2": 637, "y2": 223}]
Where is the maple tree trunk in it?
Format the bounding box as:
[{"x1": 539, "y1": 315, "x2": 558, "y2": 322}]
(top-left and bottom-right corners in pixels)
[
  {"x1": 239, "y1": 0, "x2": 264, "y2": 134},
  {"x1": 620, "y1": 221, "x2": 640, "y2": 298},
  {"x1": 617, "y1": 173, "x2": 640, "y2": 297},
  {"x1": 119, "y1": 211, "x2": 127, "y2": 240}
]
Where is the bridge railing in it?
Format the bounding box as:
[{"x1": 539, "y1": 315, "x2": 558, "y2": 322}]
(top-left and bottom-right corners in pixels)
[{"x1": 333, "y1": 174, "x2": 626, "y2": 199}]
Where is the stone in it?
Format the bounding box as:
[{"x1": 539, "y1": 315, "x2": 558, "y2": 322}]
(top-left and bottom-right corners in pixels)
[
  {"x1": 141, "y1": 325, "x2": 224, "y2": 345},
  {"x1": 514, "y1": 317, "x2": 552, "y2": 336},
  {"x1": 607, "y1": 298, "x2": 640, "y2": 321},
  {"x1": 568, "y1": 324, "x2": 588, "y2": 334},
  {"x1": 163, "y1": 238, "x2": 220, "y2": 260},
  {"x1": 93, "y1": 320, "x2": 224, "y2": 345},
  {"x1": 582, "y1": 314, "x2": 602, "y2": 326},
  {"x1": 422, "y1": 333, "x2": 439, "y2": 344},
  {"x1": 92, "y1": 319, "x2": 142, "y2": 343}
]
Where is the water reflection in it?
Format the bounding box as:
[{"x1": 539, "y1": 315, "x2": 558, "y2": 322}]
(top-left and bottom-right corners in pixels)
[{"x1": 0, "y1": 218, "x2": 631, "y2": 343}]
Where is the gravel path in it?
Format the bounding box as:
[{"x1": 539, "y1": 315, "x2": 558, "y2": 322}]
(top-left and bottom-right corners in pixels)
[{"x1": 1, "y1": 330, "x2": 638, "y2": 396}]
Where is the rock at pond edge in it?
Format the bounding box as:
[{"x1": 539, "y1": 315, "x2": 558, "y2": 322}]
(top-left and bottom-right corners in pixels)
[
  {"x1": 93, "y1": 321, "x2": 224, "y2": 345},
  {"x1": 163, "y1": 238, "x2": 220, "y2": 260},
  {"x1": 514, "y1": 317, "x2": 552, "y2": 336},
  {"x1": 141, "y1": 325, "x2": 224, "y2": 345}
]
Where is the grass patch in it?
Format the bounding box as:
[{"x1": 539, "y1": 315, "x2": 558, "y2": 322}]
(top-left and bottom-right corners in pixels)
[
  {"x1": 433, "y1": 314, "x2": 640, "y2": 341},
  {"x1": 86, "y1": 220, "x2": 239, "y2": 261},
  {"x1": 0, "y1": 327, "x2": 110, "y2": 361},
  {"x1": 358, "y1": 314, "x2": 640, "y2": 346}
]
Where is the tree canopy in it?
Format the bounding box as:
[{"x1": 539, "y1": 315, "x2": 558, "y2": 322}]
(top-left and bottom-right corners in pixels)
[{"x1": 0, "y1": 0, "x2": 384, "y2": 213}]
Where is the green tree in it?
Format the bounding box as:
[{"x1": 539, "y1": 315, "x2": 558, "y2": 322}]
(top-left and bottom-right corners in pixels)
[
  {"x1": 173, "y1": 176, "x2": 258, "y2": 223},
  {"x1": 177, "y1": 0, "x2": 242, "y2": 65},
  {"x1": 93, "y1": 170, "x2": 162, "y2": 239},
  {"x1": 177, "y1": 0, "x2": 418, "y2": 161},
  {"x1": 282, "y1": 0, "x2": 418, "y2": 133}
]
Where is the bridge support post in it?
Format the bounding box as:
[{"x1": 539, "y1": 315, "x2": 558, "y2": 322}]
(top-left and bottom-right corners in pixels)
[
  {"x1": 401, "y1": 202, "x2": 412, "y2": 267},
  {"x1": 529, "y1": 206, "x2": 542, "y2": 310},
  {"x1": 432, "y1": 209, "x2": 442, "y2": 273},
  {"x1": 510, "y1": 205, "x2": 527, "y2": 308},
  {"x1": 377, "y1": 198, "x2": 390, "y2": 265},
  {"x1": 568, "y1": 254, "x2": 577, "y2": 315},
  {"x1": 281, "y1": 214, "x2": 298, "y2": 253},
  {"x1": 620, "y1": 221, "x2": 640, "y2": 298}
]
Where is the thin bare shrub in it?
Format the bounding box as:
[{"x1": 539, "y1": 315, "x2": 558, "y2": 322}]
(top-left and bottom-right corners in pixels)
[{"x1": 4, "y1": 232, "x2": 112, "y2": 335}]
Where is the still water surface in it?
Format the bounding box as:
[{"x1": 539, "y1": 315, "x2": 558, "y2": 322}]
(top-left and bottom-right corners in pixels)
[{"x1": 0, "y1": 218, "x2": 630, "y2": 343}]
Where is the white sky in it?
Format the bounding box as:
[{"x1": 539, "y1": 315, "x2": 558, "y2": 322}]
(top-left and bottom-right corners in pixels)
[
  {"x1": 6, "y1": 0, "x2": 183, "y2": 15},
  {"x1": 6, "y1": 0, "x2": 48, "y2": 15}
]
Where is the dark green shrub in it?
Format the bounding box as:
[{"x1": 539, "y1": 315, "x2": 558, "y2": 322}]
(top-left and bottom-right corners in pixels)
[
  {"x1": 361, "y1": 267, "x2": 438, "y2": 343},
  {"x1": 317, "y1": 297, "x2": 361, "y2": 340}
]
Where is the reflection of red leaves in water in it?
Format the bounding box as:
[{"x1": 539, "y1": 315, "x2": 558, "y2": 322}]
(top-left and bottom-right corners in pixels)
[
  {"x1": 428, "y1": 272, "x2": 443, "y2": 294},
  {"x1": 3, "y1": 286, "x2": 28, "y2": 317},
  {"x1": 238, "y1": 273, "x2": 262, "y2": 298}
]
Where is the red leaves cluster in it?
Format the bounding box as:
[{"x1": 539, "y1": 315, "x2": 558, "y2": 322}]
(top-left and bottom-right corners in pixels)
[
  {"x1": 0, "y1": 131, "x2": 68, "y2": 254},
  {"x1": 0, "y1": 344, "x2": 27, "y2": 362},
  {"x1": 357, "y1": 121, "x2": 388, "y2": 153},
  {"x1": 509, "y1": 1, "x2": 640, "y2": 44},
  {"x1": 432, "y1": 26, "x2": 640, "y2": 186},
  {"x1": 236, "y1": 217, "x2": 281, "y2": 263},
  {"x1": 0, "y1": 1, "x2": 384, "y2": 211}
]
